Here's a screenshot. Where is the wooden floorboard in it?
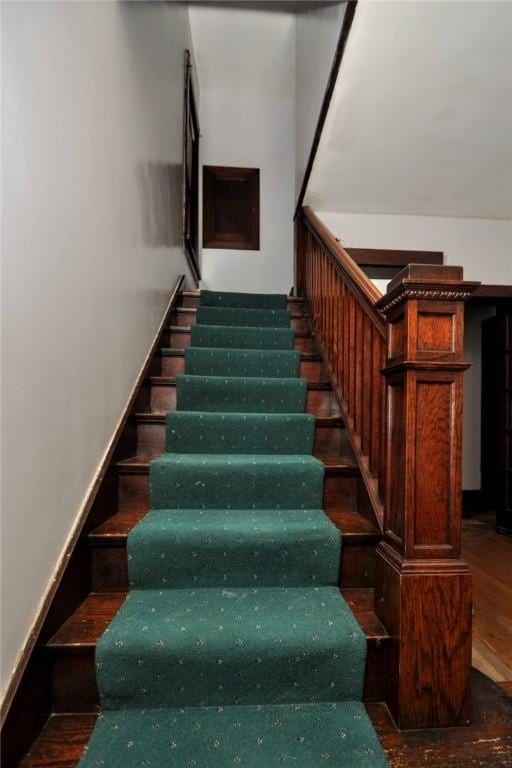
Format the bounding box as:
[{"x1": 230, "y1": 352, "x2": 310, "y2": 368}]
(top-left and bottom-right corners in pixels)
[
  {"x1": 369, "y1": 670, "x2": 512, "y2": 767},
  {"x1": 462, "y1": 513, "x2": 512, "y2": 682}
]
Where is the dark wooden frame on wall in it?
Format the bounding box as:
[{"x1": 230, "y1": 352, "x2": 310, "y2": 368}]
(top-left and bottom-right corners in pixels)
[
  {"x1": 203, "y1": 165, "x2": 260, "y2": 250},
  {"x1": 182, "y1": 50, "x2": 201, "y2": 283}
]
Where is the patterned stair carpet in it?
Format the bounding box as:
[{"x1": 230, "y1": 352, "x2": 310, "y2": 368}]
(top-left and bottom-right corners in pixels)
[{"x1": 80, "y1": 290, "x2": 387, "y2": 767}]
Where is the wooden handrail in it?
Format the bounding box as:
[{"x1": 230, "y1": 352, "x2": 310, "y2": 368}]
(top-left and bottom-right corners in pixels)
[
  {"x1": 297, "y1": 208, "x2": 388, "y2": 526},
  {"x1": 302, "y1": 206, "x2": 386, "y2": 334},
  {"x1": 296, "y1": 207, "x2": 479, "y2": 730}
]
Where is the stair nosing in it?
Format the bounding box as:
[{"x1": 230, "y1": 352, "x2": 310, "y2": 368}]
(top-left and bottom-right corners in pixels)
[
  {"x1": 114, "y1": 456, "x2": 359, "y2": 476},
  {"x1": 160, "y1": 348, "x2": 322, "y2": 362},
  {"x1": 181, "y1": 291, "x2": 304, "y2": 303},
  {"x1": 176, "y1": 307, "x2": 307, "y2": 320},
  {"x1": 168, "y1": 326, "x2": 314, "y2": 338},
  {"x1": 145, "y1": 375, "x2": 332, "y2": 391},
  {"x1": 134, "y1": 413, "x2": 344, "y2": 428},
  {"x1": 46, "y1": 588, "x2": 388, "y2": 653}
]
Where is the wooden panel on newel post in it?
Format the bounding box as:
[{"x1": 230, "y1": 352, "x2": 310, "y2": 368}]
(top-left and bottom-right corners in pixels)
[{"x1": 374, "y1": 264, "x2": 479, "y2": 730}]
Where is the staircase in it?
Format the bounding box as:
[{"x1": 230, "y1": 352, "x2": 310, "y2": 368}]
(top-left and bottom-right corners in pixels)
[{"x1": 18, "y1": 288, "x2": 389, "y2": 767}]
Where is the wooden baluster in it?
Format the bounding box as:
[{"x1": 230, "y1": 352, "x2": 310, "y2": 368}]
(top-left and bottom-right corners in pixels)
[
  {"x1": 354, "y1": 306, "x2": 363, "y2": 438},
  {"x1": 375, "y1": 264, "x2": 478, "y2": 730},
  {"x1": 342, "y1": 283, "x2": 349, "y2": 402},
  {"x1": 348, "y1": 293, "x2": 355, "y2": 414},
  {"x1": 361, "y1": 315, "x2": 372, "y2": 456},
  {"x1": 338, "y1": 279, "x2": 345, "y2": 393},
  {"x1": 370, "y1": 328, "x2": 382, "y2": 478},
  {"x1": 335, "y1": 271, "x2": 342, "y2": 389}
]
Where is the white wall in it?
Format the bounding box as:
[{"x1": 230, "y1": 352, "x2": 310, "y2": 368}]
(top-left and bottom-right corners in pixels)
[
  {"x1": 316, "y1": 210, "x2": 512, "y2": 489},
  {"x1": 1, "y1": 0, "x2": 194, "y2": 694},
  {"x1": 306, "y1": 0, "x2": 512, "y2": 220},
  {"x1": 295, "y1": 2, "x2": 346, "y2": 199},
  {"x1": 316, "y1": 211, "x2": 512, "y2": 286},
  {"x1": 189, "y1": 5, "x2": 295, "y2": 293}
]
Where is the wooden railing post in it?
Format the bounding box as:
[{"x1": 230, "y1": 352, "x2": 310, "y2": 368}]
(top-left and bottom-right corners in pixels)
[{"x1": 375, "y1": 264, "x2": 479, "y2": 730}]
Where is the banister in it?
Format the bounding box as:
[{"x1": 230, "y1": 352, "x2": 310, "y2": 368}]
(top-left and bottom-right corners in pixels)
[
  {"x1": 296, "y1": 208, "x2": 479, "y2": 730},
  {"x1": 302, "y1": 206, "x2": 386, "y2": 335}
]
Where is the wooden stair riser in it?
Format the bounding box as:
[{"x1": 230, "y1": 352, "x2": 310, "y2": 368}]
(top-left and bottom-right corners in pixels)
[
  {"x1": 173, "y1": 309, "x2": 309, "y2": 334},
  {"x1": 134, "y1": 419, "x2": 353, "y2": 461},
  {"x1": 159, "y1": 355, "x2": 329, "y2": 383},
  {"x1": 165, "y1": 328, "x2": 318, "y2": 353},
  {"x1": 49, "y1": 643, "x2": 386, "y2": 713},
  {"x1": 90, "y1": 535, "x2": 377, "y2": 595},
  {"x1": 146, "y1": 381, "x2": 341, "y2": 418},
  {"x1": 47, "y1": 587, "x2": 387, "y2": 713},
  {"x1": 114, "y1": 466, "x2": 359, "y2": 517}
]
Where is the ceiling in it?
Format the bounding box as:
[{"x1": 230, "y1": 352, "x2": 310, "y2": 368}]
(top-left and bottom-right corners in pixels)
[{"x1": 306, "y1": 0, "x2": 512, "y2": 220}]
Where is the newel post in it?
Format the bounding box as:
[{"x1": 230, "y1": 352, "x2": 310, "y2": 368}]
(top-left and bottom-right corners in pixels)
[{"x1": 375, "y1": 264, "x2": 479, "y2": 730}]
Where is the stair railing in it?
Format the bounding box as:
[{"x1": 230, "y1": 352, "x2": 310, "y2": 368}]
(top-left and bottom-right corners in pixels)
[
  {"x1": 297, "y1": 205, "x2": 479, "y2": 731},
  {"x1": 297, "y1": 207, "x2": 387, "y2": 524}
]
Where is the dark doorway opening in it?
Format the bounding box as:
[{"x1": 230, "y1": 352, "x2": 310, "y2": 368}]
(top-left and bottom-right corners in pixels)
[{"x1": 481, "y1": 309, "x2": 512, "y2": 535}]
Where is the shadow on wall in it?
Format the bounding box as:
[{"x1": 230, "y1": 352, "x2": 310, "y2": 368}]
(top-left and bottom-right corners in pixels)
[{"x1": 137, "y1": 161, "x2": 182, "y2": 248}]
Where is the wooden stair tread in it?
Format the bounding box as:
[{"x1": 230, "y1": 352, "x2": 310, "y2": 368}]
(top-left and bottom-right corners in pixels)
[
  {"x1": 176, "y1": 306, "x2": 307, "y2": 320},
  {"x1": 90, "y1": 506, "x2": 380, "y2": 544},
  {"x1": 134, "y1": 412, "x2": 343, "y2": 427},
  {"x1": 114, "y1": 455, "x2": 359, "y2": 476},
  {"x1": 47, "y1": 593, "x2": 126, "y2": 650},
  {"x1": 181, "y1": 290, "x2": 303, "y2": 304},
  {"x1": 146, "y1": 375, "x2": 331, "y2": 390},
  {"x1": 169, "y1": 325, "x2": 314, "y2": 338},
  {"x1": 21, "y1": 670, "x2": 512, "y2": 768},
  {"x1": 19, "y1": 714, "x2": 97, "y2": 768},
  {"x1": 160, "y1": 348, "x2": 322, "y2": 361},
  {"x1": 47, "y1": 588, "x2": 387, "y2": 652}
]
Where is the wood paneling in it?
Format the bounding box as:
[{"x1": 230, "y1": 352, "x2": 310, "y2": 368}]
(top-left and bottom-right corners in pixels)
[
  {"x1": 374, "y1": 264, "x2": 478, "y2": 729},
  {"x1": 203, "y1": 165, "x2": 260, "y2": 250}
]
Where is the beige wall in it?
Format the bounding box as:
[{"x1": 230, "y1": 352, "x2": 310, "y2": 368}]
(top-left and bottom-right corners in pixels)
[{"x1": 1, "y1": 0, "x2": 194, "y2": 694}]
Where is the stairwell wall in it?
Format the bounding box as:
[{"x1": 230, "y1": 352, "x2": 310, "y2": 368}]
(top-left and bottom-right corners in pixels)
[
  {"x1": 188, "y1": 6, "x2": 295, "y2": 294},
  {"x1": 1, "y1": 1, "x2": 196, "y2": 695}
]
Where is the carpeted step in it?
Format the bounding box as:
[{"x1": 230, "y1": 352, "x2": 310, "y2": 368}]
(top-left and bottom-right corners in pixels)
[
  {"x1": 166, "y1": 412, "x2": 315, "y2": 454},
  {"x1": 200, "y1": 289, "x2": 287, "y2": 309},
  {"x1": 184, "y1": 347, "x2": 300, "y2": 378},
  {"x1": 191, "y1": 323, "x2": 296, "y2": 349},
  {"x1": 95, "y1": 586, "x2": 366, "y2": 710},
  {"x1": 80, "y1": 701, "x2": 387, "y2": 768},
  {"x1": 176, "y1": 374, "x2": 307, "y2": 413},
  {"x1": 197, "y1": 306, "x2": 291, "y2": 327},
  {"x1": 150, "y1": 453, "x2": 325, "y2": 510},
  {"x1": 128, "y1": 508, "x2": 340, "y2": 589}
]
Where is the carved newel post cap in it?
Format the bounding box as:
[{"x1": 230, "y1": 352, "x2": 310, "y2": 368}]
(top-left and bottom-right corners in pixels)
[{"x1": 376, "y1": 263, "x2": 480, "y2": 315}]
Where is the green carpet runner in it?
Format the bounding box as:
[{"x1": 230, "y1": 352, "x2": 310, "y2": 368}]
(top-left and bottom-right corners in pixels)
[
  {"x1": 191, "y1": 324, "x2": 295, "y2": 349},
  {"x1": 80, "y1": 289, "x2": 388, "y2": 767}
]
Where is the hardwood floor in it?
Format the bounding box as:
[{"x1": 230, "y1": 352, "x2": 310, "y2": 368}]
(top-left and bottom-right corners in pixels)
[
  {"x1": 462, "y1": 513, "x2": 512, "y2": 682},
  {"x1": 370, "y1": 670, "x2": 512, "y2": 767}
]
